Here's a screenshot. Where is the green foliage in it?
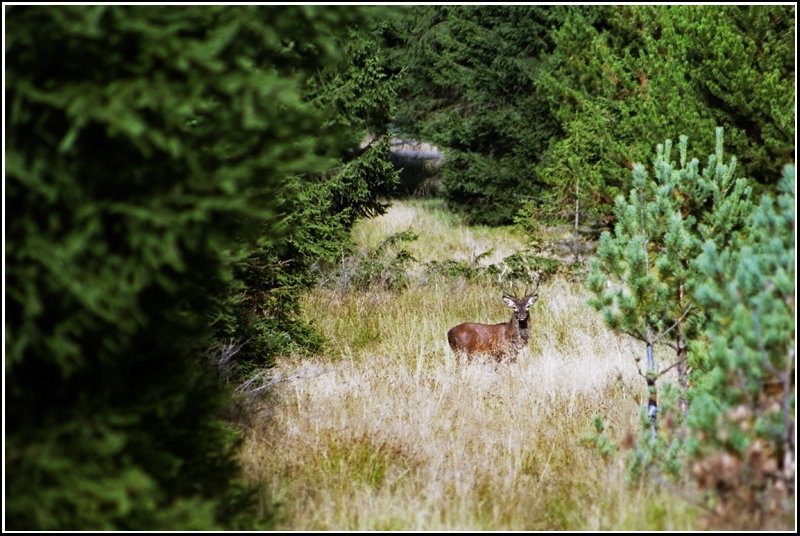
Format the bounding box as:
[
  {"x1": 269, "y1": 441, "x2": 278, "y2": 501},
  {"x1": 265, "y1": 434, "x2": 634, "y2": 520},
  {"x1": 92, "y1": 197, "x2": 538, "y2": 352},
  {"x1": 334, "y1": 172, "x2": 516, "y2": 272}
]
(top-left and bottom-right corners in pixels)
[
  {"x1": 692, "y1": 166, "x2": 795, "y2": 397},
  {"x1": 386, "y1": 6, "x2": 792, "y2": 227},
  {"x1": 588, "y1": 129, "x2": 751, "y2": 348},
  {"x1": 535, "y1": 100, "x2": 620, "y2": 224},
  {"x1": 687, "y1": 165, "x2": 794, "y2": 525},
  {"x1": 385, "y1": 6, "x2": 563, "y2": 224},
  {"x1": 425, "y1": 258, "x2": 486, "y2": 281},
  {"x1": 534, "y1": 5, "x2": 793, "y2": 220},
  {"x1": 588, "y1": 130, "x2": 757, "y2": 504},
  {"x1": 685, "y1": 6, "x2": 795, "y2": 182},
  {"x1": 500, "y1": 252, "x2": 561, "y2": 281},
  {"x1": 589, "y1": 127, "x2": 793, "y2": 526},
  {"x1": 5, "y1": 5, "x2": 393, "y2": 530},
  {"x1": 330, "y1": 230, "x2": 419, "y2": 292},
  {"x1": 512, "y1": 202, "x2": 550, "y2": 252},
  {"x1": 580, "y1": 416, "x2": 619, "y2": 461},
  {"x1": 423, "y1": 250, "x2": 558, "y2": 288},
  {"x1": 217, "y1": 15, "x2": 400, "y2": 375},
  {"x1": 382, "y1": 5, "x2": 794, "y2": 228}
]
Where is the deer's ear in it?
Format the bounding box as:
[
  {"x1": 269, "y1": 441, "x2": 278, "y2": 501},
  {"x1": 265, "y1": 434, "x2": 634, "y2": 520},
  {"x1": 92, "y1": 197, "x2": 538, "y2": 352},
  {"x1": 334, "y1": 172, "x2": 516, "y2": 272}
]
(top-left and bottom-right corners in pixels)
[
  {"x1": 525, "y1": 294, "x2": 538, "y2": 309},
  {"x1": 503, "y1": 296, "x2": 516, "y2": 308}
]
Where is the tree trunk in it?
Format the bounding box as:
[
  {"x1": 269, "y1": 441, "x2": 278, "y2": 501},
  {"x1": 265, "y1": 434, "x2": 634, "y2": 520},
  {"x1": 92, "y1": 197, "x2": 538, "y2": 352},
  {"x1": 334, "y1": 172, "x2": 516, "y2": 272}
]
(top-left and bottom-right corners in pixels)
[
  {"x1": 676, "y1": 331, "x2": 688, "y2": 415},
  {"x1": 572, "y1": 176, "x2": 581, "y2": 264},
  {"x1": 646, "y1": 325, "x2": 658, "y2": 440},
  {"x1": 676, "y1": 283, "x2": 689, "y2": 415}
]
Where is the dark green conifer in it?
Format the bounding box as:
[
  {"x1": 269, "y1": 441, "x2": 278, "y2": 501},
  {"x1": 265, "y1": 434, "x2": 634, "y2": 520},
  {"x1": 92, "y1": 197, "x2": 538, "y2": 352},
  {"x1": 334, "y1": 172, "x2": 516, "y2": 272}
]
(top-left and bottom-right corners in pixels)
[{"x1": 5, "y1": 5, "x2": 396, "y2": 529}]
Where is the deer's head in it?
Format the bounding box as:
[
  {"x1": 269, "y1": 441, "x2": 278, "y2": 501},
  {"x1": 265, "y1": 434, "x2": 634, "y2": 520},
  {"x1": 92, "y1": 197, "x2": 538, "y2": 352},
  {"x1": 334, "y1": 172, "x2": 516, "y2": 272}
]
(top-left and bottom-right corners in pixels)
[
  {"x1": 502, "y1": 292, "x2": 539, "y2": 324},
  {"x1": 499, "y1": 269, "x2": 541, "y2": 324}
]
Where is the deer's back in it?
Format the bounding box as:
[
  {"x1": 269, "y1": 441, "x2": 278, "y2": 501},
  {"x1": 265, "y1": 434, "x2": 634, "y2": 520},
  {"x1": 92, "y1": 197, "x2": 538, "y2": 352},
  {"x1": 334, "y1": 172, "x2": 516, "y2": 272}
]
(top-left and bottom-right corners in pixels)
[{"x1": 447, "y1": 322, "x2": 511, "y2": 359}]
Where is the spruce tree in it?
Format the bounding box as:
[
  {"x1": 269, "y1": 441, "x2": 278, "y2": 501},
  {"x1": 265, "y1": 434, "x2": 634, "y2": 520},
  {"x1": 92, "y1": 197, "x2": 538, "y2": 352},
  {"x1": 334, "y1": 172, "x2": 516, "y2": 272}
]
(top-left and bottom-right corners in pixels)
[
  {"x1": 4, "y1": 5, "x2": 389, "y2": 529},
  {"x1": 537, "y1": 5, "x2": 793, "y2": 221},
  {"x1": 217, "y1": 18, "x2": 400, "y2": 377},
  {"x1": 384, "y1": 5, "x2": 562, "y2": 224}
]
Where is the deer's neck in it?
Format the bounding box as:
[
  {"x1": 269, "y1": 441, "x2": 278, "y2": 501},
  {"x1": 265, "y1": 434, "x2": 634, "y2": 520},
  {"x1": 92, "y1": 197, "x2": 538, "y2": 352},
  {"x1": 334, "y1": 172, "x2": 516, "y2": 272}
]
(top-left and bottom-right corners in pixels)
[{"x1": 508, "y1": 316, "x2": 531, "y2": 345}]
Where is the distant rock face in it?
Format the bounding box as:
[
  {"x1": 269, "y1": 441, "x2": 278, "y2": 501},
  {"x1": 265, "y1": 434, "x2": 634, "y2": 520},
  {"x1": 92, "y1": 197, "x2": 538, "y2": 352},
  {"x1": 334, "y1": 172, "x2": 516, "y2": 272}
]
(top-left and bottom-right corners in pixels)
[
  {"x1": 358, "y1": 134, "x2": 444, "y2": 196},
  {"x1": 359, "y1": 133, "x2": 443, "y2": 161},
  {"x1": 389, "y1": 138, "x2": 443, "y2": 160}
]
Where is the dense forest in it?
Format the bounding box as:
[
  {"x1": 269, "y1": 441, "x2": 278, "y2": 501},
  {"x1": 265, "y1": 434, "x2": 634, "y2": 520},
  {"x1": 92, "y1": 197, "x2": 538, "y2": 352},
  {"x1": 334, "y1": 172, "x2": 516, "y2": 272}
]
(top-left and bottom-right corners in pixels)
[{"x1": 4, "y1": 5, "x2": 795, "y2": 530}]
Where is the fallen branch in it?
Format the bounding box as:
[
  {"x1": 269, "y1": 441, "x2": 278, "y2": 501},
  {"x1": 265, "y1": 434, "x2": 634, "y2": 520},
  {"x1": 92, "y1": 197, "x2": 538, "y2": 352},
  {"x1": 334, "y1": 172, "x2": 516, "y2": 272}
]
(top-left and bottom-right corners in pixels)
[{"x1": 235, "y1": 366, "x2": 333, "y2": 398}]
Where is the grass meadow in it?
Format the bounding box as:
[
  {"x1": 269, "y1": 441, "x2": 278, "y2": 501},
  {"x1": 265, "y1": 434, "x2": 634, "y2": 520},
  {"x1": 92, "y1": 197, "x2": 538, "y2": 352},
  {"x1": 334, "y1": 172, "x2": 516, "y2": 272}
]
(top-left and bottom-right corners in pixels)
[{"x1": 238, "y1": 199, "x2": 699, "y2": 530}]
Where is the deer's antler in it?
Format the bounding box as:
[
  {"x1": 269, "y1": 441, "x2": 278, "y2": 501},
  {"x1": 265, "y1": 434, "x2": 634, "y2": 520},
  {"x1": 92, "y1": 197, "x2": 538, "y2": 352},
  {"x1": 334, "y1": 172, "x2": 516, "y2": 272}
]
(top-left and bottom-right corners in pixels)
[
  {"x1": 525, "y1": 270, "x2": 542, "y2": 297},
  {"x1": 497, "y1": 265, "x2": 516, "y2": 298}
]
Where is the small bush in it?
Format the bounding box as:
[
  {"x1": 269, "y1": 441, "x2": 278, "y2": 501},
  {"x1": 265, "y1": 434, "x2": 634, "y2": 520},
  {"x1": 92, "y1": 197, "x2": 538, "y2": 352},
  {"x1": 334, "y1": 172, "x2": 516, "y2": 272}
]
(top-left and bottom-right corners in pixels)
[{"x1": 327, "y1": 230, "x2": 419, "y2": 292}]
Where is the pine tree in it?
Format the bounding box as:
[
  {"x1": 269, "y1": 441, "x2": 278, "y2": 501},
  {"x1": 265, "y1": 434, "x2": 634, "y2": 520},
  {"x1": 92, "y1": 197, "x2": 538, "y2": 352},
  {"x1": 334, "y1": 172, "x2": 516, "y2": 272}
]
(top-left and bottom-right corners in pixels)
[
  {"x1": 688, "y1": 165, "x2": 795, "y2": 528},
  {"x1": 588, "y1": 129, "x2": 752, "y2": 435}
]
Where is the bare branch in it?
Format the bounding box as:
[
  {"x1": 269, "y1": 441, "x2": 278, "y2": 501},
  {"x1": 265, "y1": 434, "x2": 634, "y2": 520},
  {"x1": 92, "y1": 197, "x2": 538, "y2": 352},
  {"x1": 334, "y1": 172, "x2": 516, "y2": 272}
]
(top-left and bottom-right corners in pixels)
[
  {"x1": 634, "y1": 356, "x2": 647, "y2": 379},
  {"x1": 761, "y1": 357, "x2": 783, "y2": 377},
  {"x1": 655, "y1": 357, "x2": 686, "y2": 380},
  {"x1": 621, "y1": 329, "x2": 647, "y2": 344},
  {"x1": 207, "y1": 338, "x2": 246, "y2": 382},
  {"x1": 662, "y1": 340, "x2": 679, "y2": 352},
  {"x1": 653, "y1": 305, "x2": 694, "y2": 345},
  {"x1": 235, "y1": 366, "x2": 332, "y2": 398}
]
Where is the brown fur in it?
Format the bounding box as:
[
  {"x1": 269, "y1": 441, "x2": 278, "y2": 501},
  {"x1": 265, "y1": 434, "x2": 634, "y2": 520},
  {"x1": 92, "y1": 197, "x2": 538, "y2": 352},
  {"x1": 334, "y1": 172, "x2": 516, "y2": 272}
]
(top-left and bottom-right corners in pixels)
[{"x1": 447, "y1": 293, "x2": 537, "y2": 363}]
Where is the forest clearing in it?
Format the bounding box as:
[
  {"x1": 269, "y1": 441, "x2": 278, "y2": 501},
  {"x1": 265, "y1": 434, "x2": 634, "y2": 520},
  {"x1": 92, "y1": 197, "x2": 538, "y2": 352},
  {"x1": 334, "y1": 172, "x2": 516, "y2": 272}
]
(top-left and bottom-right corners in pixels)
[
  {"x1": 6, "y1": 5, "x2": 794, "y2": 531},
  {"x1": 238, "y1": 200, "x2": 697, "y2": 530}
]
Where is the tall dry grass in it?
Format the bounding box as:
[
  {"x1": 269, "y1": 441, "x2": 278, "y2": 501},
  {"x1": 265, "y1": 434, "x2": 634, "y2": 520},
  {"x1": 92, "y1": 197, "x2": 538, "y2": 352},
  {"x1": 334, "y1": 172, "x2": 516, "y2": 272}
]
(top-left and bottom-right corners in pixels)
[
  {"x1": 352, "y1": 198, "x2": 526, "y2": 266},
  {"x1": 238, "y1": 200, "x2": 698, "y2": 530}
]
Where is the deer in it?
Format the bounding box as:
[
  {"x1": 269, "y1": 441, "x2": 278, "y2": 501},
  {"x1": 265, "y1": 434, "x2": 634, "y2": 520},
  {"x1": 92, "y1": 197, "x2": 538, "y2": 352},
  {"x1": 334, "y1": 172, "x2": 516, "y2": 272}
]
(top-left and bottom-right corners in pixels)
[{"x1": 447, "y1": 269, "x2": 541, "y2": 363}]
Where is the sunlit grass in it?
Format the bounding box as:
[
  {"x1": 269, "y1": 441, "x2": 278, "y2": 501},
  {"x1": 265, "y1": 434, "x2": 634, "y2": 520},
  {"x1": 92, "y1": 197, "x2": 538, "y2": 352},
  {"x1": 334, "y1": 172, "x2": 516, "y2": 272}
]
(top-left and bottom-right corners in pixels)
[
  {"x1": 239, "y1": 200, "x2": 700, "y2": 530},
  {"x1": 352, "y1": 198, "x2": 527, "y2": 267}
]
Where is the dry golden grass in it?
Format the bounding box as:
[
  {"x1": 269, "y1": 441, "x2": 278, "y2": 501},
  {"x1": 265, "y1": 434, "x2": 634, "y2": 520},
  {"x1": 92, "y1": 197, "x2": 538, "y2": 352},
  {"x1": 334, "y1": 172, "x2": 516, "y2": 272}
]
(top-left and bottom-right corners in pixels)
[
  {"x1": 239, "y1": 200, "x2": 699, "y2": 530},
  {"x1": 352, "y1": 198, "x2": 526, "y2": 267}
]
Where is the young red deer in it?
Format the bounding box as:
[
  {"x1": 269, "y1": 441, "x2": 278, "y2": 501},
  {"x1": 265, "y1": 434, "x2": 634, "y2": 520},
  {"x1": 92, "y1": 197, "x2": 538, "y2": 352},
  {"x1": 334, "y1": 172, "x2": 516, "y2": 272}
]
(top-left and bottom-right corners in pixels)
[{"x1": 447, "y1": 272, "x2": 541, "y2": 363}]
